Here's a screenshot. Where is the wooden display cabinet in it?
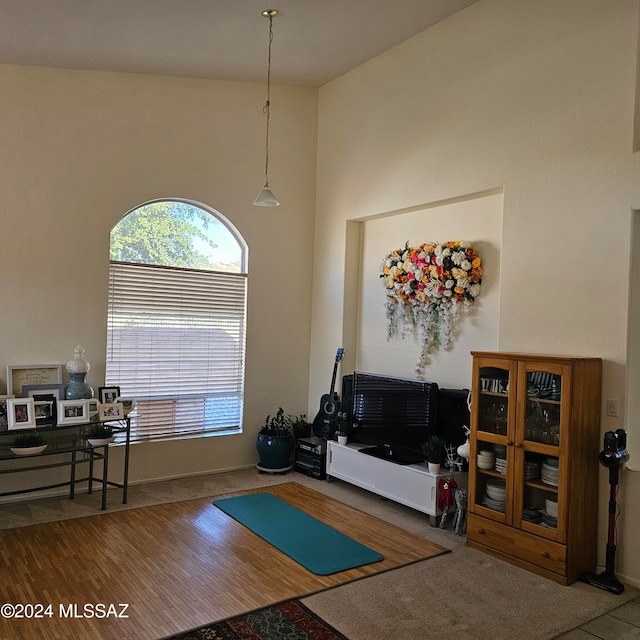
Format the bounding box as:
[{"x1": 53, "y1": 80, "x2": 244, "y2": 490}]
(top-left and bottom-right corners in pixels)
[{"x1": 466, "y1": 352, "x2": 602, "y2": 585}]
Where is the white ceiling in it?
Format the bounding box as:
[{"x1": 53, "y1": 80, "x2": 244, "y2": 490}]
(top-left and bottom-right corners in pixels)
[{"x1": 0, "y1": 0, "x2": 479, "y2": 87}]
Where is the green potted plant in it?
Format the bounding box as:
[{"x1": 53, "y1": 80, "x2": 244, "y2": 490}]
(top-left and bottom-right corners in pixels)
[
  {"x1": 290, "y1": 413, "x2": 312, "y2": 440},
  {"x1": 422, "y1": 434, "x2": 446, "y2": 474},
  {"x1": 335, "y1": 412, "x2": 349, "y2": 445},
  {"x1": 87, "y1": 424, "x2": 115, "y2": 447},
  {"x1": 256, "y1": 407, "x2": 295, "y2": 473},
  {"x1": 11, "y1": 432, "x2": 47, "y2": 456}
]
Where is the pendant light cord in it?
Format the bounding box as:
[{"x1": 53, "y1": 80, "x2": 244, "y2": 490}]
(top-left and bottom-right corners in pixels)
[{"x1": 263, "y1": 14, "x2": 274, "y2": 185}]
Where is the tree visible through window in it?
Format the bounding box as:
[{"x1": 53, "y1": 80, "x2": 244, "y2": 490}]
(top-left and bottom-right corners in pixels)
[{"x1": 106, "y1": 200, "x2": 247, "y2": 441}]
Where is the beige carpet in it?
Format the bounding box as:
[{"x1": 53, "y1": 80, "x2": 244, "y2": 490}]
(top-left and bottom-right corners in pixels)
[
  {"x1": 0, "y1": 468, "x2": 638, "y2": 640},
  {"x1": 301, "y1": 546, "x2": 639, "y2": 640}
]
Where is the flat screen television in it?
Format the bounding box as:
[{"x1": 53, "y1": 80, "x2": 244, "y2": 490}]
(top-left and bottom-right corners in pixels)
[{"x1": 345, "y1": 371, "x2": 438, "y2": 463}]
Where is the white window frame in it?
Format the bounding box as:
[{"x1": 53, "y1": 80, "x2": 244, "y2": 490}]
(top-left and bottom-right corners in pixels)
[{"x1": 106, "y1": 200, "x2": 247, "y2": 441}]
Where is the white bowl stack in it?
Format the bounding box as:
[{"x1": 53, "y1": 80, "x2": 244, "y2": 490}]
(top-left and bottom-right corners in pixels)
[{"x1": 477, "y1": 450, "x2": 495, "y2": 470}]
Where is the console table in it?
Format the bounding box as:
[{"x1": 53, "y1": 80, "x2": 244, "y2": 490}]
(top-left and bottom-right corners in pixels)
[
  {"x1": 0, "y1": 418, "x2": 130, "y2": 510},
  {"x1": 326, "y1": 441, "x2": 467, "y2": 525}
]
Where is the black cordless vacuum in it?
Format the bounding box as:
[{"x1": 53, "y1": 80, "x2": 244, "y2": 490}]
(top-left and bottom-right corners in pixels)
[{"x1": 579, "y1": 428, "x2": 628, "y2": 595}]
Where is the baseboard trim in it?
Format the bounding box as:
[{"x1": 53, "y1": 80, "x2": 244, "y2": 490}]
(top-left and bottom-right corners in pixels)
[{"x1": 0, "y1": 464, "x2": 256, "y2": 505}]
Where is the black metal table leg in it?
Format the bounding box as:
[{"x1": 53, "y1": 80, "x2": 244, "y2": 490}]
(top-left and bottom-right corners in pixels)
[{"x1": 102, "y1": 443, "x2": 109, "y2": 510}]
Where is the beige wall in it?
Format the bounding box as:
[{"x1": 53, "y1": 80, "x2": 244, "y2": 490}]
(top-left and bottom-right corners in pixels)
[
  {"x1": 311, "y1": 0, "x2": 640, "y2": 584},
  {"x1": 355, "y1": 191, "x2": 503, "y2": 387},
  {"x1": 0, "y1": 64, "x2": 318, "y2": 487}
]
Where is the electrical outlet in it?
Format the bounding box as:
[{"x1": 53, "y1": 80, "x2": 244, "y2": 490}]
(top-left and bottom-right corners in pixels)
[{"x1": 606, "y1": 399, "x2": 619, "y2": 418}]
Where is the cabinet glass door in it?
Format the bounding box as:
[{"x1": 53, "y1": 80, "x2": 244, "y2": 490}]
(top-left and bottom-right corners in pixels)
[
  {"x1": 515, "y1": 364, "x2": 564, "y2": 540},
  {"x1": 477, "y1": 366, "x2": 510, "y2": 436},
  {"x1": 471, "y1": 361, "x2": 515, "y2": 523},
  {"x1": 523, "y1": 370, "x2": 562, "y2": 446}
]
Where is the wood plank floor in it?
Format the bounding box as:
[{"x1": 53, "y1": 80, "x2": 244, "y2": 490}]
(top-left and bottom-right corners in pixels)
[{"x1": 0, "y1": 481, "x2": 447, "y2": 640}]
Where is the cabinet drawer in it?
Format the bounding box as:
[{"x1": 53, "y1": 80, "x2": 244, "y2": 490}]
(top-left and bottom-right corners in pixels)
[{"x1": 467, "y1": 514, "x2": 566, "y2": 576}]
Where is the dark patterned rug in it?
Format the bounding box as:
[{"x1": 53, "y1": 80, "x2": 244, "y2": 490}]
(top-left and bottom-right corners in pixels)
[{"x1": 165, "y1": 600, "x2": 349, "y2": 640}]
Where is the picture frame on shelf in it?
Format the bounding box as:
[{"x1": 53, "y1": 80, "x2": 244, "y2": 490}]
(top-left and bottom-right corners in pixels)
[
  {"x1": 33, "y1": 396, "x2": 56, "y2": 425},
  {"x1": 0, "y1": 394, "x2": 16, "y2": 427},
  {"x1": 57, "y1": 399, "x2": 89, "y2": 426},
  {"x1": 98, "y1": 403, "x2": 124, "y2": 421},
  {"x1": 6, "y1": 365, "x2": 63, "y2": 396},
  {"x1": 116, "y1": 397, "x2": 136, "y2": 415},
  {"x1": 98, "y1": 386, "x2": 121, "y2": 404},
  {"x1": 88, "y1": 399, "x2": 100, "y2": 418},
  {"x1": 7, "y1": 398, "x2": 36, "y2": 429},
  {"x1": 23, "y1": 383, "x2": 66, "y2": 402}
]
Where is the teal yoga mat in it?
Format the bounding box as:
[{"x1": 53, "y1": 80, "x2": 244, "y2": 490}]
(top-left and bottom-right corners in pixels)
[{"x1": 213, "y1": 492, "x2": 384, "y2": 575}]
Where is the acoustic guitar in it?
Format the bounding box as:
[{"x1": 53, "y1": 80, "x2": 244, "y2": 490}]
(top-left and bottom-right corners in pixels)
[{"x1": 312, "y1": 348, "x2": 344, "y2": 440}]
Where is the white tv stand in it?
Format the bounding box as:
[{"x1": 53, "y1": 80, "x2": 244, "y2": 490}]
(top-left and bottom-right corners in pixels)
[{"x1": 326, "y1": 441, "x2": 467, "y2": 525}]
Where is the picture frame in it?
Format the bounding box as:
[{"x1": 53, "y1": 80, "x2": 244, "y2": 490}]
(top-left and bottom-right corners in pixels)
[
  {"x1": 23, "y1": 383, "x2": 66, "y2": 402},
  {"x1": 57, "y1": 399, "x2": 89, "y2": 426},
  {"x1": 88, "y1": 399, "x2": 100, "y2": 417},
  {"x1": 98, "y1": 402, "x2": 124, "y2": 421},
  {"x1": 116, "y1": 397, "x2": 136, "y2": 415},
  {"x1": 98, "y1": 386, "x2": 121, "y2": 405},
  {"x1": 0, "y1": 394, "x2": 16, "y2": 427},
  {"x1": 7, "y1": 398, "x2": 36, "y2": 429},
  {"x1": 33, "y1": 395, "x2": 56, "y2": 425},
  {"x1": 6, "y1": 365, "x2": 63, "y2": 396}
]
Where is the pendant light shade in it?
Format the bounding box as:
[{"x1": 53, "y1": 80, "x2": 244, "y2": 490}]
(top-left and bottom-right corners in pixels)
[
  {"x1": 254, "y1": 9, "x2": 280, "y2": 207},
  {"x1": 253, "y1": 182, "x2": 279, "y2": 206}
]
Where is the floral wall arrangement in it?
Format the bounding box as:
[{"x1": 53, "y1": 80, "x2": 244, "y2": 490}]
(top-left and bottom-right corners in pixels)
[{"x1": 380, "y1": 241, "x2": 483, "y2": 377}]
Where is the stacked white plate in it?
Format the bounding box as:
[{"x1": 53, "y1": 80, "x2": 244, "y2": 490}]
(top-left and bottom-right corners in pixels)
[
  {"x1": 545, "y1": 498, "x2": 558, "y2": 518},
  {"x1": 522, "y1": 506, "x2": 543, "y2": 524},
  {"x1": 541, "y1": 512, "x2": 558, "y2": 529},
  {"x1": 494, "y1": 457, "x2": 507, "y2": 473},
  {"x1": 483, "y1": 478, "x2": 506, "y2": 512},
  {"x1": 477, "y1": 450, "x2": 495, "y2": 470},
  {"x1": 483, "y1": 496, "x2": 506, "y2": 512},
  {"x1": 541, "y1": 457, "x2": 559, "y2": 486}
]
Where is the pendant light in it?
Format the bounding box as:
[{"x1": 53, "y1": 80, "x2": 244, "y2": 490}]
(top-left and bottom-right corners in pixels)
[{"x1": 254, "y1": 9, "x2": 280, "y2": 206}]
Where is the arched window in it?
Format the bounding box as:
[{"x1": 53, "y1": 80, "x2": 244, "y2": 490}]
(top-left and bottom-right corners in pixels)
[{"x1": 106, "y1": 199, "x2": 247, "y2": 441}]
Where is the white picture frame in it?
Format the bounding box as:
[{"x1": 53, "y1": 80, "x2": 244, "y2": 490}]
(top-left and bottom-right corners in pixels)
[
  {"x1": 0, "y1": 394, "x2": 15, "y2": 426},
  {"x1": 88, "y1": 399, "x2": 100, "y2": 417},
  {"x1": 116, "y1": 397, "x2": 136, "y2": 415},
  {"x1": 7, "y1": 398, "x2": 36, "y2": 429},
  {"x1": 98, "y1": 402, "x2": 124, "y2": 421},
  {"x1": 6, "y1": 365, "x2": 63, "y2": 396},
  {"x1": 57, "y1": 399, "x2": 89, "y2": 425}
]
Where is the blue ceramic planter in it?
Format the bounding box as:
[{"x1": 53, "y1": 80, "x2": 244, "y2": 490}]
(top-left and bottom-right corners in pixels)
[{"x1": 256, "y1": 431, "x2": 294, "y2": 473}]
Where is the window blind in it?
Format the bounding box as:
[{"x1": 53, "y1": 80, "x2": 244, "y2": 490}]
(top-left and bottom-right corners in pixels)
[{"x1": 106, "y1": 261, "x2": 247, "y2": 440}]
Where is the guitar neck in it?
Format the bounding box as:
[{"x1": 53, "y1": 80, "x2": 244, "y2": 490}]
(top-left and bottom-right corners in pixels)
[
  {"x1": 328, "y1": 365, "x2": 339, "y2": 397},
  {"x1": 326, "y1": 347, "x2": 344, "y2": 399}
]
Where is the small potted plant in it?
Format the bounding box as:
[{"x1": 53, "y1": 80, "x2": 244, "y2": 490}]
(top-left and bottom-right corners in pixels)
[
  {"x1": 87, "y1": 424, "x2": 115, "y2": 447},
  {"x1": 290, "y1": 413, "x2": 312, "y2": 440},
  {"x1": 10, "y1": 432, "x2": 47, "y2": 456},
  {"x1": 256, "y1": 407, "x2": 295, "y2": 473},
  {"x1": 335, "y1": 412, "x2": 349, "y2": 445},
  {"x1": 422, "y1": 434, "x2": 446, "y2": 474}
]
